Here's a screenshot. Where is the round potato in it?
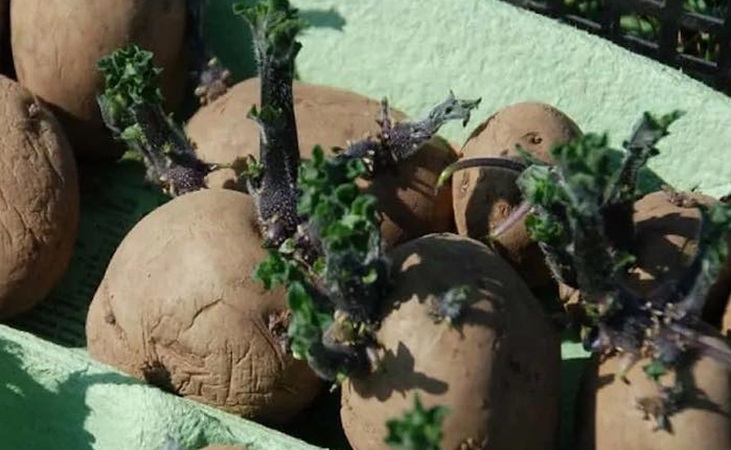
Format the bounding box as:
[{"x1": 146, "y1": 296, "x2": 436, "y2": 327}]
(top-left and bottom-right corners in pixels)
[
  {"x1": 341, "y1": 233, "x2": 561, "y2": 450},
  {"x1": 628, "y1": 191, "x2": 731, "y2": 327},
  {"x1": 186, "y1": 78, "x2": 457, "y2": 248},
  {"x1": 85, "y1": 189, "x2": 322, "y2": 425},
  {"x1": 0, "y1": 75, "x2": 79, "y2": 319},
  {"x1": 575, "y1": 350, "x2": 731, "y2": 450},
  {"x1": 10, "y1": 0, "x2": 188, "y2": 159},
  {"x1": 452, "y1": 102, "x2": 582, "y2": 289}
]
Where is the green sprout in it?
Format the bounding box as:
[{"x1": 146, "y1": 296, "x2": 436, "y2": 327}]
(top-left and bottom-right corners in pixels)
[{"x1": 385, "y1": 394, "x2": 449, "y2": 450}]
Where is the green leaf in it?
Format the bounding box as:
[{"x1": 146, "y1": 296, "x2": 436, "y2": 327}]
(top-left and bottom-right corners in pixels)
[{"x1": 384, "y1": 394, "x2": 448, "y2": 450}]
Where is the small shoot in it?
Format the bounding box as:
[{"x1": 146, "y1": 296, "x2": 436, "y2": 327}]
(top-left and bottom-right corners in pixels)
[
  {"x1": 337, "y1": 93, "x2": 482, "y2": 175},
  {"x1": 233, "y1": 0, "x2": 308, "y2": 246},
  {"x1": 384, "y1": 394, "x2": 448, "y2": 450},
  {"x1": 513, "y1": 109, "x2": 731, "y2": 427},
  {"x1": 186, "y1": 0, "x2": 232, "y2": 105},
  {"x1": 254, "y1": 146, "x2": 390, "y2": 382},
  {"x1": 429, "y1": 285, "x2": 476, "y2": 326},
  {"x1": 97, "y1": 45, "x2": 220, "y2": 196}
]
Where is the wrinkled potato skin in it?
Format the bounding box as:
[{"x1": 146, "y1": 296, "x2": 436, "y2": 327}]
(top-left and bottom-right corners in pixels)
[
  {"x1": 576, "y1": 351, "x2": 731, "y2": 450},
  {"x1": 452, "y1": 102, "x2": 582, "y2": 289},
  {"x1": 341, "y1": 233, "x2": 561, "y2": 450},
  {"x1": 86, "y1": 190, "x2": 322, "y2": 425},
  {"x1": 0, "y1": 76, "x2": 79, "y2": 319},
  {"x1": 629, "y1": 191, "x2": 731, "y2": 326},
  {"x1": 187, "y1": 78, "x2": 457, "y2": 248},
  {"x1": 11, "y1": 0, "x2": 187, "y2": 159}
]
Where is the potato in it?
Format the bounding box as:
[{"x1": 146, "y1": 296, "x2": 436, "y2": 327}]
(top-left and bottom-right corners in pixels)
[
  {"x1": 575, "y1": 351, "x2": 731, "y2": 450},
  {"x1": 340, "y1": 233, "x2": 561, "y2": 450},
  {"x1": 452, "y1": 102, "x2": 582, "y2": 289},
  {"x1": 628, "y1": 191, "x2": 731, "y2": 327},
  {"x1": 186, "y1": 78, "x2": 457, "y2": 248},
  {"x1": 186, "y1": 77, "x2": 407, "y2": 187},
  {"x1": 10, "y1": 0, "x2": 188, "y2": 159},
  {"x1": 0, "y1": 75, "x2": 79, "y2": 319},
  {"x1": 85, "y1": 189, "x2": 322, "y2": 425}
]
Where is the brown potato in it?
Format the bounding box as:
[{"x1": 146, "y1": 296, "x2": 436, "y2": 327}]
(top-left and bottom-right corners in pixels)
[
  {"x1": 186, "y1": 77, "x2": 407, "y2": 187},
  {"x1": 628, "y1": 190, "x2": 731, "y2": 327},
  {"x1": 186, "y1": 78, "x2": 457, "y2": 248},
  {"x1": 452, "y1": 102, "x2": 582, "y2": 289},
  {"x1": 10, "y1": 0, "x2": 188, "y2": 159},
  {"x1": 85, "y1": 189, "x2": 322, "y2": 425},
  {"x1": 340, "y1": 233, "x2": 561, "y2": 450},
  {"x1": 576, "y1": 351, "x2": 731, "y2": 450},
  {"x1": 0, "y1": 75, "x2": 79, "y2": 319}
]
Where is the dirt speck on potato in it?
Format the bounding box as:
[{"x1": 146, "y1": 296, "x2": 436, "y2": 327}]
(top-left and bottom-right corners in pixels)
[
  {"x1": 452, "y1": 102, "x2": 582, "y2": 289},
  {"x1": 86, "y1": 189, "x2": 322, "y2": 425},
  {"x1": 0, "y1": 75, "x2": 79, "y2": 319}
]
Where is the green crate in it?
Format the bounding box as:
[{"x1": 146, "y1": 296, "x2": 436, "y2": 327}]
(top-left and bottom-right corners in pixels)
[{"x1": 3, "y1": 0, "x2": 731, "y2": 449}]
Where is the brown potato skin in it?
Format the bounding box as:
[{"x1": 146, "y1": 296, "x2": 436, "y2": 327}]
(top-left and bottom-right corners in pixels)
[
  {"x1": 452, "y1": 102, "x2": 582, "y2": 289},
  {"x1": 0, "y1": 75, "x2": 79, "y2": 319},
  {"x1": 85, "y1": 189, "x2": 322, "y2": 425},
  {"x1": 186, "y1": 78, "x2": 457, "y2": 248},
  {"x1": 340, "y1": 233, "x2": 561, "y2": 450},
  {"x1": 10, "y1": 0, "x2": 187, "y2": 159},
  {"x1": 575, "y1": 351, "x2": 731, "y2": 450},
  {"x1": 628, "y1": 191, "x2": 731, "y2": 327}
]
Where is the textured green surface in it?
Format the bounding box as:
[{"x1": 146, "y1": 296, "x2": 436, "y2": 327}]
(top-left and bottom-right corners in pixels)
[
  {"x1": 3, "y1": 0, "x2": 731, "y2": 449},
  {"x1": 0, "y1": 325, "x2": 322, "y2": 450}
]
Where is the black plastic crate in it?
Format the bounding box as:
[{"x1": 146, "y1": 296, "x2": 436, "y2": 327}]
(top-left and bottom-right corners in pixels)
[{"x1": 502, "y1": 0, "x2": 731, "y2": 95}]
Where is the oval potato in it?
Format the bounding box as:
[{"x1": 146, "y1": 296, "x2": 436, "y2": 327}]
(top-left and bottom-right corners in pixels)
[
  {"x1": 452, "y1": 102, "x2": 582, "y2": 289},
  {"x1": 186, "y1": 78, "x2": 457, "y2": 248},
  {"x1": 576, "y1": 351, "x2": 731, "y2": 450},
  {"x1": 85, "y1": 189, "x2": 322, "y2": 425},
  {"x1": 341, "y1": 233, "x2": 561, "y2": 450},
  {"x1": 0, "y1": 75, "x2": 79, "y2": 319},
  {"x1": 10, "y1": 0, "x2": 188, "y2": 159},
  {"x1": 628, "y1": 190, "x2": 731, "y2": 326}
]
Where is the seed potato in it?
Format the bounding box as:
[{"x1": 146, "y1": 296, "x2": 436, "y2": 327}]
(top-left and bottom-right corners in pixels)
[
  {"x1": 85, "y1": 189, "x2": 322, "y2": 425},
  {"x1": 452, "y1": 102, "x2": 582, "y2": 289},
  {"x1": 186, "y1": 78, "x2": 457, "y2": 248},
  {"x1": 0, "y1": 75, "x2": 79, "y2": 319},
  {"x1": 10, "y1": 0, "x2": 188, "y2": 159},
  {"x1": 340, "y1": 233, "x2": 561, "y2": 450}
]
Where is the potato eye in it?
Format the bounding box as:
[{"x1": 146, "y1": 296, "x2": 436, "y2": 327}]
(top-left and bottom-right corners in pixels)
[{"x1": 524, "y1": 132, "x2": 542, "y2": 145}]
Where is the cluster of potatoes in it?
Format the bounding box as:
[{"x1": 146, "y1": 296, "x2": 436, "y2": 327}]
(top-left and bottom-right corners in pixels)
[{"x1": 1, "y1": 1, "x2": 731, "y2": 450}]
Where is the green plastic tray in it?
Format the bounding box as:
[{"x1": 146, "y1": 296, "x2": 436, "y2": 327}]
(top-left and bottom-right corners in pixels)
[{"x1": 3, "y1": 0, "x2": 731, "y2": 449}]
